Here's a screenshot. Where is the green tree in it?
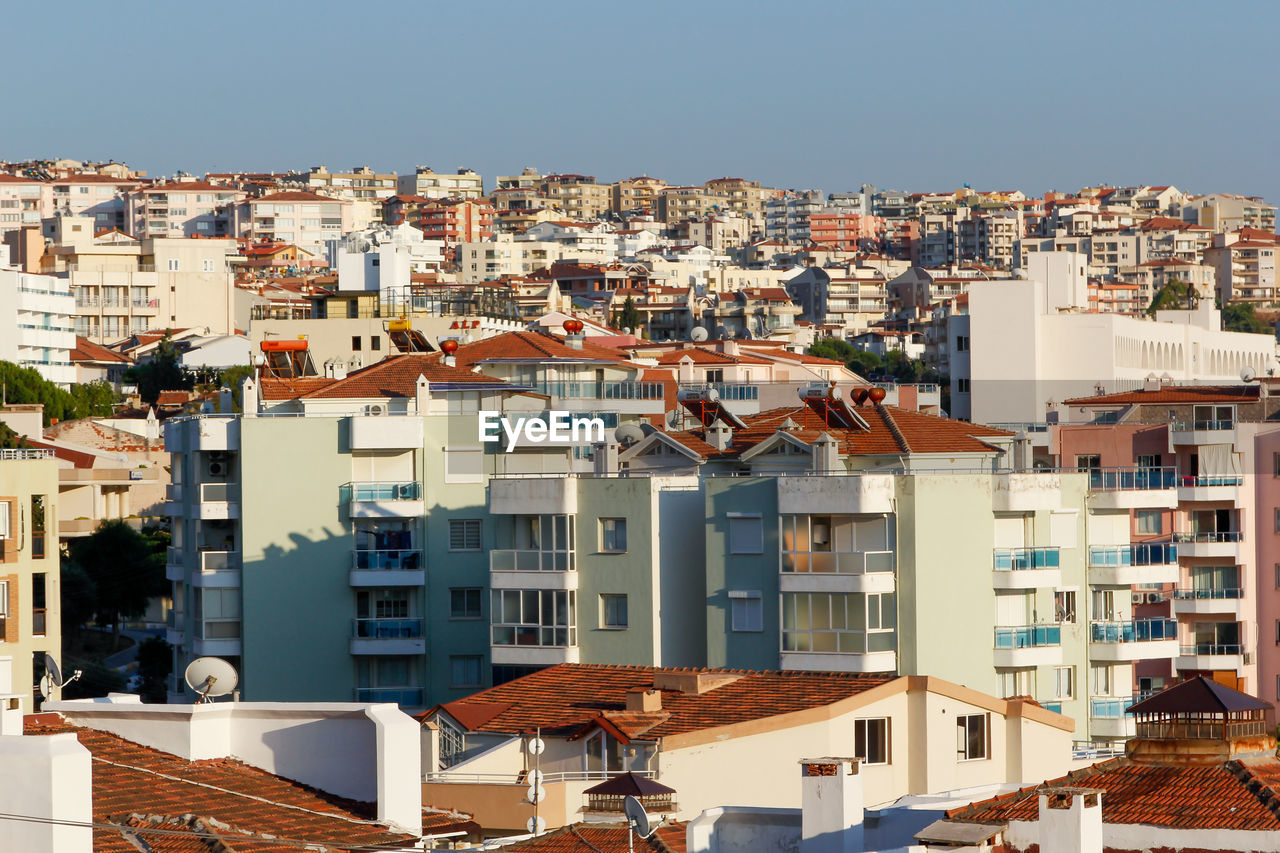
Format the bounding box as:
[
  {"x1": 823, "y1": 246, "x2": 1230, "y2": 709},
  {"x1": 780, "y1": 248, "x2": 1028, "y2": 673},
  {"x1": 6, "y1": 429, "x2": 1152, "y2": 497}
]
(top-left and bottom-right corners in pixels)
[
  {"x1": 125, "y1": 333, "x2": 193, "y2": 406},
  {"x1": 0, "y1": 362, "x2": 117, "y2": 426},
  {"x1": 612, "y1": 297, "x2": 642, "y2": 334},
  {"x1": 68, "y1": 521, "x2": 166, "y2": 649},
  {"x1": 1221, "y1": 301, "x2": 1273, "y2": 335},
  {"x1": 1146, "y1": 278, "x2": 1198, "y2": 316},
  {"x1": 135, "y1": 636, "x2": 172, "y2": 704},
  {"x1": 59, "y1": 561, "x2": 98, "y2": 637},
  {"x1": 807, "y1": 338, "x2": 857, "y2": 363}
]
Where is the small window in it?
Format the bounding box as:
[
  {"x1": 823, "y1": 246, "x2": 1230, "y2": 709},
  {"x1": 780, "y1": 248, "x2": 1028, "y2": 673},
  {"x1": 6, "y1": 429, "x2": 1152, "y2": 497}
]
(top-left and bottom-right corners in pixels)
[
  {"x1": 445, "y1": 448, "x2": 483, "y2": 484},
  {"x1": 728, "y1": 515, "x2": 763, "y2": 554},
  {"x1": 854, "y1": 718, "x2": 890, "y2": 765},
  {"x1": 957, "y1": 713, "x2": 989, "y2": 761},
  {"x1": 1053, "y1": 666, "x2": 1075, "y2": 700},
  {"x1": 371, "y1": 336, "x2": 381, "y2": 351},
  {"x1": 1275, "y1": 508, "x2": 1280, "y2": 534},
  {"x1": 1091, "y1": 664, "x2": 1111, "y2": 696},
  {"x1": 1135, "y1": 510, "x2": 1162, "y2": 535},
  {"x1": 1075, "y1": 455, "x2": 1101, "y2": 470},
  {"x1": 1054, "y1": 590, "x2": 1076, "y2": 623},
  {"x1": 450, "y1": 655, "x2": 483, "y2": 688},
  {"x1": 600, "y1": 594, "x2": 628, "y2": 629},
  {"x1": 0, "y1": 502, "x2": 9, "y2": 539},
  {"x1": 450, "y1": 588, "x2": 482, "y2": 620},
  {"x1": 600, "y1": 518, "x2": 627, "y2": 553},
  {"x1": 957, "y1": 377, "x2": 971, "y2": 393},
  {"x1": 167, "y1": 258, "x2": 179, "y2": 271},
  {"x1": 1275, "y1": 563, "x2": 1280, "y2": 590},
  {"x1": 729, "y1": 590, "x2": 763, "y2": 632},
  {"x1": 351, "y1": 336, "x2": 362, "y2": 351},
  {"x1": 201, "y1": 258, "x2": 215, "y2": 273},
  {"x1": 449, "y1": 519, "x2": 482, "y2": 551}
]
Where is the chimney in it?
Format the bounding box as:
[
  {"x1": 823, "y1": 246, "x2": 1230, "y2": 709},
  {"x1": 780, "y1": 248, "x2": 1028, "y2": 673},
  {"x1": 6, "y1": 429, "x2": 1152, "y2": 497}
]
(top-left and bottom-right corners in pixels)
[
  {"x1": 415, "y1": 375, "x2": 430, "y2": 415},
  {"x1": 812, "y1": 432, "x2": 840, "y2": 472},
  {"x1": 594, "y1": 437, "x2": 620, "y2": 475},
  {"x1": 218, "y1": 386, "x2": 233, "y2": 414},
  {"x1": 1037, "y1": 789, "x2": 1102, "y2": 853},
  {"x1": 625, "y1": 688, "x2": 662, "y2": 712},
  {"x1": 800, "y1": 758, "x2": 862, "y2": 853},
  {"x1": 706, "y1": 418, "x2": 733, "y2": 451}
]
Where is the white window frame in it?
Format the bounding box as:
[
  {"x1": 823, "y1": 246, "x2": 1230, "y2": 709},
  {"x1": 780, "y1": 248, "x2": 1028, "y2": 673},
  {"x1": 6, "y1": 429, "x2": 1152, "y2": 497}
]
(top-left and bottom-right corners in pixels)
[
  {"x1": 854, "y1": 717, "x2": 890, "y2": 766},
  {"x1": 1053, "y1": 666, "x2": 1075, "y2": 700},
  {"x1": 600, "y1": 518, "x2": 627, "y2": 553},
  {"x1": 956, "y1": 713, "x2": 989, "y2": 761}
]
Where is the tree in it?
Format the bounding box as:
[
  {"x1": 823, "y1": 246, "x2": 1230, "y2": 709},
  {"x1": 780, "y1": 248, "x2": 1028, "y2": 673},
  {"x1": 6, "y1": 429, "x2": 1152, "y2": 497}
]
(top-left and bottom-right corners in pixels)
[
  {"x1": 67, "y1": 521, "x2": 166, "y2": 649},
  {"x1": 125, "y1": 332, "x2": 192, "y2": 405},
  {"x1": 613, "y1": 297, "x2": 642, "y2": 334},
  {"x1": 1221, "y1": 301, "x2": 1273, "y2": 336},
  {"x1": 1146, "y1": 278, "x2": 1198, "y2": 317},
  {"x1": 135, "y1": 636, "x2": 172, "y2": 704},
  {"x1": 0, "y1": 361, "x2": 117, "y2": 426},
  {"x1": 59, "y1": 561, "x2": 98, "y2": 637}
]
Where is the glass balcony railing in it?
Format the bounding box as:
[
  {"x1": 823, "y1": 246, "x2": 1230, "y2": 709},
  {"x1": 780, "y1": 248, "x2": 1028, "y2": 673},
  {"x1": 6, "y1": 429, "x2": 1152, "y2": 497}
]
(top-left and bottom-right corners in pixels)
[
  {"x1": 352, "y1": 618, "x2": 424, "y2": 639},
  {"x1": 355, "y1": 687, "x2": 424, "y2": 705},
  {"x1": 1085, "y1": 467, "x2": 1175, "y2": 491},
  {"x1": 1179, "y1": 475, "x2": 1244, "y2": 487},
  {"x1": 1180, "y1": 643, "x2": 1243, "y2": 656},
  {"x1": 679, "y1": 382, "x2": 760, "y2": 401},
  {"x1": 1171, "y1": 420, "x2": 1234, "y2": 431},
  {"x1": 341, "y1": 482, "x2": 422, "y2": 502},
  {"x1": 1088, "y1": 543, "x2": 1177, "y2": 567},
  {"x1": 522, "y1": 381, "x2": 664, "y2": 400},
  {"x1": 1089, "y1": 694, "x2": 1154, "y2": 719},
  {"x1": 994, "y1": 625, "x2": 1061, "y2": 649},
  {"x1": 1173, "y1": 586, "x2": 1243, "y2": 600},
  {"x1": 490, "y1": 549, "x2": 575, "y2": 572},
  {"x1": 993, "y1": 547, "x2": 1060, "y2": 571},
  {"x1": 200, "y1": 482, "x2": 234, "y2": 503},
  {"x1": 352, "y1": 549, "x2": 422, "y2": 571},
  {"x1": 1171, "y1": 531, "x2": 1243, "y2": 543},
  {"x1": 1090, "y1": 618, "x2": 1178, "y2": 643},
  {"x1": 782, "y1": 550, "x2": 894, "y2": 574}
]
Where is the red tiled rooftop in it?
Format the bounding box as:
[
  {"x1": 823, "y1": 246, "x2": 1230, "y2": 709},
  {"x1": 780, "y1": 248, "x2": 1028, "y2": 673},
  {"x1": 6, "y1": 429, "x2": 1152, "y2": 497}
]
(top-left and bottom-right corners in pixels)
[
  {"x1": 25, "y1": 714, "x2": 417, "y2": 852},
  {"x1": 448, "y1": 331, "x2": 635, "y2": 367},
  {"x1": 1061, "y1": 385, "x2": 1259, "y2": 406},
  {"x1": 429, "y1": 664, "x2": 895, "y2": 740},
  {"x1": 492, "y1": 822, "x2": 686, "y2": 853},
  {"x1": 653, "y1": 348, "x2": 772, "y2": 367},
  {"x1": 71, "y1": 336, "x2": 132, "y2": 364},
  {"x1": 301, "y1": 354, "x2": 510, "y2": 400}
]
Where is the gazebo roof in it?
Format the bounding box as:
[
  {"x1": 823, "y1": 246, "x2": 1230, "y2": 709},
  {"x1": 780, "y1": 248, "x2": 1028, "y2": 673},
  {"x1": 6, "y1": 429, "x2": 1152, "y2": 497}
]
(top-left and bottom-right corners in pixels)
[
  {"x1": 584, "y1": 772, "x2": 677, "y2": 798},
  {"x1": 1128, "y1": 677, "x2": 1273, "y2": 716}
]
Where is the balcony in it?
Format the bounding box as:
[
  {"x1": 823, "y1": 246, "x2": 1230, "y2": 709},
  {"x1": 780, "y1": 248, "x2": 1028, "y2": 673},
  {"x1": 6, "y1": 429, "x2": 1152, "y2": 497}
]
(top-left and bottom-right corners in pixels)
[
  {"x1": 195, "y1": 482, "x2": 239, "y2": 520},
  {"x1": 489, "y1": 477, "x2": 576, "y2": 515},
  {"x1": 1088, "y1": 695, "x2": 1143, "y2": 739},
  {"x1": 350, "y1": 618, "x2": 425, "y2": 655},
  {"x1": 521, "y1": 380, "x2": 665, "y2": 401},
  {"x1": 775, "y1": 475, "x2": 894, "y2": 515},
  {"x1": 993, "y1": 625, "x2": 1062, "y2": 667},
  {"x1": 1170, "y1": 420, "x2": 1235, "y2": 446},
  {"x1": 490, "y1": 643, "x2": 580, "y2": 666},
  {"x1": 1176, "y1": 643, "x2": 1246, "y2": 672},
  {"x1": 1089, "y1": 618, "x2": 1179, "y2": 662},
  {"x1": 165, "y1": 546, "x2": 184, "y2": 582},
  {"x1": 1085, "y1": 467, "x2": 1177, "y2": 510},
  {"x1": 350, "y1": 549, "x2": 425, "y2": 586},
  {"x1": 1172, "y1": 587, "x2": 1245, "y2": 617},
  {"x1": 349, "y1": 416, "x2": 424, "y2": 450},
  {"x1": 354, "y1": 687, "x2": 424, "y2": 706},
  {"x1": 992, "y1": 547, "x2": 1061, "y2": 590},
  {"x1": 193, "y1": 550, "x2": 241, "y2": 588},
  {"x1": 992, "y1": 471, "x2": 1063, "y2": 512},
  {"x1": 1087, "y1": 543, "x2": 1179, "y2": 586},
  {"x1": 780, "y1": 648, "x2": 897, "y2": 674},
  {"x1": 342, "y1": 481, "x2": 424, "y2": 519},
  {"x1": 1171, "y1": 531, "x2": 1241, "y2": 559},
  {"x1": 490, "y1": 551, "x2": 578, "y2": 591},
  {"x1": 678, "y1": 382, "x2": 759, "y2": 402},
  {"x1": 780, "y1": 550, "x2": 894, "y2": 595},
  {"x1": 165, "y1": 610, "x2": 184, "y2": 647},
  {"x1": 1176, "y1": 475, "x2": 1243, "y2": 503}
]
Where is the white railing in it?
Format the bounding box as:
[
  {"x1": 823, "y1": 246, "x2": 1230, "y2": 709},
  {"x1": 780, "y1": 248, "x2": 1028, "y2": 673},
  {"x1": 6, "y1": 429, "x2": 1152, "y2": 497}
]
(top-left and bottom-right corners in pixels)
[
  {"x1": 423, "y1": 769, "x2": 653, "y2": 784},
  {"x1": 0, "y1": 449, "x2": 54, "y2": 460}
]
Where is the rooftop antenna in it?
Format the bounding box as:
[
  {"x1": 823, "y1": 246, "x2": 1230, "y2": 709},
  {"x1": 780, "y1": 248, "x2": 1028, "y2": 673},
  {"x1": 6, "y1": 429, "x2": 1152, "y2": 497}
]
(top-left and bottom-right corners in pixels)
[
  {"x1": 623, "y1": 794, "x2": 654, "y2": 853},
  {"x1": 183, "y1": 657, "x2": 239, "y2": 704},
  {"x1": 39, "y1": 654, "x2": 82, "y2": 701}
]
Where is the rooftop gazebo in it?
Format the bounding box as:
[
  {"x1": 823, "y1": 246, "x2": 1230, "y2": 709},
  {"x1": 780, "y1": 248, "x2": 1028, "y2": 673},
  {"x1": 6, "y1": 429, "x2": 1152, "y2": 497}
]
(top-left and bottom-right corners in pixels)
[
  {"x1": 1125, "y1": 676, "x2": 1274, "y2": 765},
  {"x1": 582, "y1": 771, "x2": 677, "y2": 819}
]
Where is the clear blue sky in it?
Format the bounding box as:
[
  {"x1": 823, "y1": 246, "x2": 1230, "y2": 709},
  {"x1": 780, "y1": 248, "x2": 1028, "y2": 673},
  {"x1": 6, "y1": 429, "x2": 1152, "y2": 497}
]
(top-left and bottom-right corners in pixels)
[{"x1": 8, "y1": 0, "x2": 1278, "y2": 202}]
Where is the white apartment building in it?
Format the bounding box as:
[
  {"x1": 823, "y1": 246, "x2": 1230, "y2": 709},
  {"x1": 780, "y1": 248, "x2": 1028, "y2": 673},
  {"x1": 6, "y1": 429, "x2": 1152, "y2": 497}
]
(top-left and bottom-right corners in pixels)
[
  {"x1": 285, "y1": 166, "x2": 399, "y2": 229},
  {"x1": 764, "y1": 191, "x2": 825, "y2": 243},
  {"x1": 950, "y1": 252, "x2": 1279, "y2": 424},
  {"x1": 50, "y1": 174, "x2": 139, "y2": 233},
  {"x1": 327, "y1": 223, "x2": 448, "y2": 295},
  {"x1": 0, "y1": 175, "x2": 52, "y2": 234},
  {"x1": 229, "y1": 191, "x2": 352, "y2": 255},
  {"x1": 457, "y1": 233, "x2": 562, "y2": 282},
  {"x1": 124, "y1": 180, "x2": 245, "y2": 239},
  {"x1": 397, "y1": 167, "x2": 484, "y2": 200},
  {"x1": 0, "y1": 263, "x2": 76, "y2": 385}
]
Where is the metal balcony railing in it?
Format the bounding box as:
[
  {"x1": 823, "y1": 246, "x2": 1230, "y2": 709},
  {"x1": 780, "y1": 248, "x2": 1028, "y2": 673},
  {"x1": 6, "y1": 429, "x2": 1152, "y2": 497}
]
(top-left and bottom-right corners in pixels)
[
  {"x1": 353, "y1": 618, "x2": 424, "y2": 639},
  {"x1": 1179, "y1": 475, "x2": 1244, "y2": 487},
  {"x1": 355, "y1": 687, "x2": 424, "y2": 705},
  {"x1": 1090, "y1": 618, "x2": 1178, "y2": 643},
  {"x1": 1180, "y1": 643, "x2": 1243, "y2": 656},
  {"x1": 490, "y1": 549, "x2": 574, "y2": 572},
  {"x1": 1173, "y1": 587, "x2": 1243, "y2": 600},
  {"x1": 781, "y1": 550, "x2": 894, "y2": 574},
  {"x1": 1172, "y1": 531, "x2": 1243, "y2": 543},
  {"x1": 352, "y1": 549, "x2": 422, "y2": 571},
  {"x1": 1171, "y1": 420, "x2": 1234, "y2": 431}
]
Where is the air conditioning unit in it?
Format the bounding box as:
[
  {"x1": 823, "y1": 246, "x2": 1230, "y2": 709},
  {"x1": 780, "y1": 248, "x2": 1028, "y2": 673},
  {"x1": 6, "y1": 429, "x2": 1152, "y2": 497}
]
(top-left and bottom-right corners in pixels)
[
  {"x1": 1146, "y1": 592, "x2": 1164, "y2": 604},
  {"x1": 1244, "y1": 652, "x2": 1253, "y2": 664},
  {"x1": 1131, "y1": 592, "x2": 1145, "y2": 605},
  {"x1": 207, "y1": 461, "x2": 227, "y2": 477},
  {"x1": 366, "y1": 403, "x2": 386, "y2": 416},
  {"x1": 395, "y1": 483, "x2": 416, "y2": 500}
]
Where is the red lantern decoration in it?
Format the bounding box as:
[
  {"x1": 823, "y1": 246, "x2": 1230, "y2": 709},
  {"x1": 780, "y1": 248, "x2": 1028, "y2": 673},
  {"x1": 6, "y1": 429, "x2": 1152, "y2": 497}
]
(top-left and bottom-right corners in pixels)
[
  {"x1": 564, "y1": 319, "x2": 584, "y2": 334},
  {"x1": 441, "y1": 339, "x2": 459, "y2": 355},
  {"x1": 853, "y1": 388, "x2": 870, "y2": 405},
  {"x1": 868, "y1": 386, "x2": 887, "y2": 403}
]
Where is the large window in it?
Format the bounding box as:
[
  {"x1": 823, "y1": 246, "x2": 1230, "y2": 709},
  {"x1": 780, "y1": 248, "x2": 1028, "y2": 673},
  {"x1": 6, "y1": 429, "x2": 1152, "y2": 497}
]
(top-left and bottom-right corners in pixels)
[
  {"x1": 957, "y1": 713, "x2": 989, "y2": 761},
  {"x1": 854, "y1": 718, "x2": 890, "y2": 765},
  {"x1": 1053, "y1": 666, "x2": 1075, "y2": 700},
  {"x1": 449, "y1": 656, "x2": 483, "y2": 689},
  {"x1": 729, "y1": 590, "x2": 763, "y2": 632},
  {"x1": 450, "y1": 588, "x2": 482, "y2": 620},
  {"x1": 781, "y1": 515, "x2": 891, "y2": 573},
  {"x1": 600, "y1": 518, "x2": 627, "y2": 553},
  {"x1": 1135, "y1": 510, "x2": 1162, "y2": 535},
  {"x1": 491, "y1": 589, "x2": 576, "y2": 647},
  {"x1": 600, "y1": 594, "x2": 628, "y2": 629},
  {"x1": 357, "y1": 589, "x2": 410, "y2": 619},
  {"x1": 782, "y1": 592, "x2": 896, "y2": 654},
  {"x1": 728, "y1": 515, "x2": 763, "y2": 554},
  {"x1": 196, "y1": 589, "x2": 241, "y2": 639}
]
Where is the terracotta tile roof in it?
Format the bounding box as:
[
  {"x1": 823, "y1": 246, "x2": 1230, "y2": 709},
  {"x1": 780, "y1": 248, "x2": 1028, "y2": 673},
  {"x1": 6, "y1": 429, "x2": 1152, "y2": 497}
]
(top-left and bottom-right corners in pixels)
[
  {"x1": 258, "y1": 377, "x2": 338, "y2": 401},
  {"x1": 1061, "y1": 385, "x2": 1259, "y2": 406},
  {"x1": 301, "y1": 354, "x2": 509, "y2": 399},
  {"x1": 71, "y1": 336, "x2": 132, "y2": 364},
  {"x1": 449, "y1": 331, "x2": 635, "y2": 366},
  {"x1": 428, "y1": 664, "x2": 894, "y2": 739},
  {"x1": 421, "y1": 806, "x2": 479, "y2": 837},
  {"x1": 946, "y1": 756, "x2": 1280, "y2": 831},
  {"x1": 492, "y1": 822, "x2": 686, "y2": 853},
  {"x1": 667, "y1": 404, "x2": 1011, "y2": 459},
  {"x1": 144, "y1": 180, "x2": 238, "y2": 193},
  {"x1": 156, "y1": 390, "x2": 194, "y2": 407},
  {"x1": 653, "y1": 348, "x2": 772, "y2": 367},
  {"x1": 25, "y1": 714, "x2": 418, "y2": 852},
  {"x1": 250, "y1": 191, "x2": 344, "y2": 204}
]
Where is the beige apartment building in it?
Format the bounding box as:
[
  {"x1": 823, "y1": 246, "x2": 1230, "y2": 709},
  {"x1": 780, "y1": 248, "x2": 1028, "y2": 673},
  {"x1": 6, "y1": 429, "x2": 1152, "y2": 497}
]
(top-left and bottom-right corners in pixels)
[
  {"x1": 457, "y1": 233, "x2": 561, "y2": 282},
  {"x1": 284, "y1": 166, "x2": 398, "y2": 229},
  {"x1": 397, "y1": 167, "x2": 484, "y2": 200},
  {"x1": 611, "y1": 176, "x2": 667, "y2": 214},
  {"x1": 125, "y1": 180, "x2": 246, "y2": 239},
  {"x1": 0, "y1": 175, "x2": 53, "y2": 234},
  {"x1": 41, "y1": 216, "x2": 238, "y2": 342},
  {"x1": 0, "y1": 448, "x2": 63, "y2": 710},
  {"x1": 1190, "y1": 193, "x2": 1277, "y2": 233},
  {"x1": 539, "y1": 175, "x2": 610, "y2": 221},
  {"x1": 704, "y1": 177, "x2": 770, "y2": 222},
  {"x1": 50, "y1": 174, "x2": 140, "y2": 233},
  {"x1": 657, "y1": 186, "x2": 718, "y2": 223}
]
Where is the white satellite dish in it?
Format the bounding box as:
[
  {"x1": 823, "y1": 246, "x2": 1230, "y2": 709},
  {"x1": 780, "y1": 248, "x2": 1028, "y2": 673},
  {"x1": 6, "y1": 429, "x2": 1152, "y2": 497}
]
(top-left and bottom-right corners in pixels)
[
  {"x1": 184, "y1": 657, "x2": 239, "y2": 702},
  {"x1": 690, "y1": 326, "x2": 709, "y2": 342},
  {"x1": 526, "y1": 816, "x2": 547, "y2": 835},
  {"x1": 526, "y1": 783, "x2": 546, "y2": 804},
  {"x1": 526, "y1": 736, "x2": 546, "y2": 756},
  {"x1": 615, "y1": 423, "x2": 646, "y2": 446},
  {"x1": 624, "y1": 795, "x2": 653, "y2": 838},
  {"x1": 39, "y1": 654, "x2": 81, "y2": 700},
  {"x1": 1241, "y1": 365, "x2": 1257, "y2": 382}
]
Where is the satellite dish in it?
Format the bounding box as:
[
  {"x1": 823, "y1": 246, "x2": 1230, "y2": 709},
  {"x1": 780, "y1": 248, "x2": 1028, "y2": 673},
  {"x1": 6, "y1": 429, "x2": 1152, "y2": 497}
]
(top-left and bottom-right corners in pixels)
[
  {"x1": 44, "y1": 653, "x2": 62, "y2": 686},
  {"x1": 526, "y1": 783, "x2": 546, "y2": 804},
  {"x1": 526, "y1": 736, "x2": 546, "y2": 756},
  {"x1": 39, "y1": 654, "x2": 81, "y2": 700},
  {"x1": 623, "y1": 795, "x2": 652, "y2": 838},
  {"x1": 526, "y1": 816, "x2": 547, "y2": 835},
  {"x1": 665, "y1": 410, "x2": 682, "y2": 429},
  {"x1": 184, "y1": 657, "x2": 239, "y2": 702},
  {"x1": 690, "y1": 326, "x2": 709, "y2": 342},
  {"x1": 1241, "y1": 365, "x2": 1257, "y2": 382},
  {"x1": 615, "y1": 423, "x2": 646, "y2": 446}
]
